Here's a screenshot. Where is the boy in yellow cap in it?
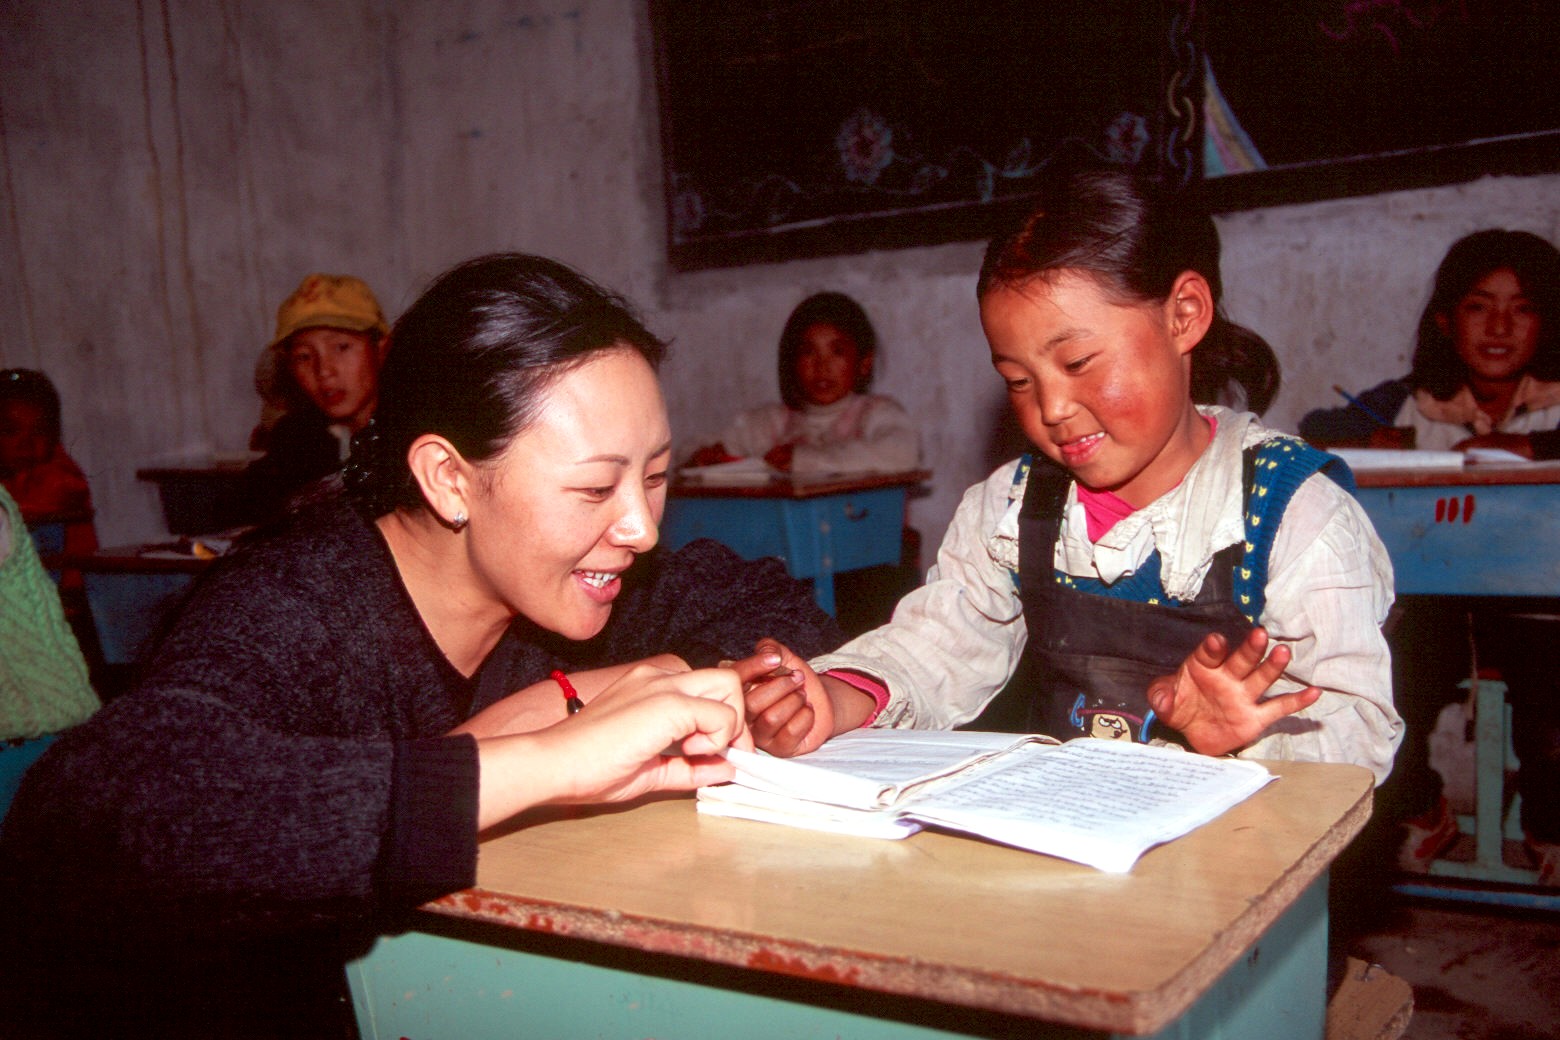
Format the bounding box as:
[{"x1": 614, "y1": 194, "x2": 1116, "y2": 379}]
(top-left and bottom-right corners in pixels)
[{"x1": 234, "y1": 274, "x2": 391, "y2": 525}]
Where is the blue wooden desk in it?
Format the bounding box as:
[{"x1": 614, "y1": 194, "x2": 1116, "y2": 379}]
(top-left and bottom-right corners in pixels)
[
  {"x1": 61, "y1": 546, "x2": 208, "y2": 665},
  {"x1": 661, "y1": 470, "x2": 928, "y2": 615},
  {"x1": 347, "y1": 761, "x2": 1372, "y2": 1040},
  {"x1": 1352, "y1": 463, "x2": 1560, "y2": 596},
  {"x1": 1353, "y1": 462, "x2": 1560, "y2": 900}
]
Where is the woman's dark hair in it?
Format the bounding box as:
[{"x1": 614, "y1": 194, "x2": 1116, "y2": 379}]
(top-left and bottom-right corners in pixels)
[
  {"x1": 345, "y1": 253, "x2": 667, "y2": 517},
  {"x1": 976, "y1": 166, "x2": 1281, "y2": 416},
  {"x1": 777, "y1": 291, "x2": 879, "y2": 411},
  {"x1": 1408, "y1": 229, "x2": 1560, "y2": 400},
  {"x1": 0, "y1": 368, "x2": 64, "y2": 444}
]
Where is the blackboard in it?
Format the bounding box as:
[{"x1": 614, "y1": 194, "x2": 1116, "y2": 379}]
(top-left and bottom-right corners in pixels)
[
  {"x1": 650, "y1": 2, "x2": 1559, "y2": 270},
  {"x1": 650, "y1": 1, "x2": 1196, "y2": 270},
  {"x1": 1197, "y1": 0, "x2": 1560, "y2": 211}
]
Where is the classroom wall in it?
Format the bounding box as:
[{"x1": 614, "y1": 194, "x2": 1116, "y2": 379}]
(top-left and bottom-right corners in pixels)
[{"x1": 2, "y1": 0, "x2": 1558, "y2": 551}]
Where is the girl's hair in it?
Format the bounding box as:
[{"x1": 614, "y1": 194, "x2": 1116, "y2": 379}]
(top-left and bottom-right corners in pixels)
[
  {"x1": 976, "y1": 166, "x2": 1281, "y2": 416},
  {"x1": 1409, "y1": 229, "x2": 1560, "y2": 399},
  {"x1": 345, "y1": 253, "x2": 667, "y2": 517},
  {"x1": 0, "y1": 369, "x2": 64, "y2": 444},
  {"x1": 777, "y1": 291, "x2": 879, "y2": 410}
]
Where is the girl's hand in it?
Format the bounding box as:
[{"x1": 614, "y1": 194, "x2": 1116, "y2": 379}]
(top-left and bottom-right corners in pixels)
[
  {"x1": 735, "y1": 640, "x2": 874, "y2": 757},
  {"x1": 1366, "y1": 426, "x2": 1416, "y2": 449},
  {"x1": 474, "y1": 662, "x2": 751, "y2": 828},
  {"x1": 1145, "y1": 628, "x2": 1321, "y2": 757},
  {"x1": 1454, "y1": 431, "x2": 1534, "y2": 459},
  {"x1": 688, "y1": 443, "x2": 741, "y2": 467},
  {"x1": 763, "y1": 442, "x2": 795, "y2": 472}
]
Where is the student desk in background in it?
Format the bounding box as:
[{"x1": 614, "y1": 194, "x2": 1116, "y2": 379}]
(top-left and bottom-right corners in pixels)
[
  {"x1": 662, "y1": 470, "x2": 929, "y2": 615},
  {"x1": 1352, "y1": 462, "x2": 1560, "y2": 903},
  {"x1": 1351, "y1": 462, "x2": 1560, "y2": 596},
  {"x1": 137, "y1": 456, "x2": 256, "y2": 535},
  {"x1": 348, "y1": 761, "x2": 1372, "y2": 1040},
  {"x1": 59, "y1": 546, "x2": 211, "y2": 666}
]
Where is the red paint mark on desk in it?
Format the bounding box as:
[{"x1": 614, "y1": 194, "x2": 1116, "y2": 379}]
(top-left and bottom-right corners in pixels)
[
  {"x1": 1433, "y1": 493, "x2": 1476, "y2": 523},
  {"x1": 747, "y1": 948, "x2": 863, "y2": 986}
]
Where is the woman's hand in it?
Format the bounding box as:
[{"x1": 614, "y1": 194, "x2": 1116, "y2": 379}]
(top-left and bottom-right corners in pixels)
[
  {"x1": 734, "y1": 640, "x2": 874, "y2": 757},
  {"x1": 473, "y1": 661, "x2": 751, "y2": 829},
  {"x1": 1145, "y1": 628, "x2": 1321, "y2": 757}
]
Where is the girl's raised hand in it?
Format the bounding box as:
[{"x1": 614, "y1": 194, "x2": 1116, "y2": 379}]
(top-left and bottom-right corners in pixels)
[{"x1": 1145, "y1": 627, "x2": 1322, "y2": 757}]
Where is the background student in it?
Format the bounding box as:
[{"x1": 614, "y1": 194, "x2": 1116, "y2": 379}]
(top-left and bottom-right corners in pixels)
[
  {"x1": 0, "y1": 254, "x2": 839, "y2": 1038},
  {"x1": 1299, "y1": 229, "x2": 1560, "y2": 457},
  {"x1": 687, "y1": 291, "x2": 920, "y2": 477},
  {"x1": 0, "y1": 367, "x2": 102, "y2": 667},
  {"x1": 1303, "y1": 229, "x2": 1560, "y2": 881},
  {"x1": 227, "y1": 272, "x2": 393, "y2": 525},
  {"x1": 0, "y1": 368, "x2": 99, "y2": 568},
  {"x1": 743, "y1": 167, "x2": 1401, "y2": 792}
]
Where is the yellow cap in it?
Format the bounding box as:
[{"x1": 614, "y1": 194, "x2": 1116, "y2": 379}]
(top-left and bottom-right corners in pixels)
[{"x1": 271, "y1": 273, "x2": 389, "y2": 347}]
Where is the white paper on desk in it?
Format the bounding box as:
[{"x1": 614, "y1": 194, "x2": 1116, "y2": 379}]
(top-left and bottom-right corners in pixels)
[
  {"x1": 676, "y1": 458, "x2": 779, "y2": 485},
  {"x1": 697, "y1": 784, "x2": 922, "y2": 839},
  {"x1": 1331, "y1": 448, "x2": 1465, "y2": 471},
  {"x1": 706, "y1": 731, "x2": 1274, "y2": 873}
]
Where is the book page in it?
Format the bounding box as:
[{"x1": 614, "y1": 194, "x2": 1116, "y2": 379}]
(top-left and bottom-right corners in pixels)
[
  {"x1": 904, "y1": 740, "x2": 1273, "y2": 873},
  {"x1": 723, "y1": 729, "x2": 1042, "y2": 810},
  {"x1": 696, "y1": 784, "x2": 922, "y2": 839}
]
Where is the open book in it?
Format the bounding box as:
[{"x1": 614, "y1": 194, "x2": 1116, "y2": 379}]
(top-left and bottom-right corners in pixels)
[{"x1": 698, "y1": 729, "x2": 1275, "y2": 873}]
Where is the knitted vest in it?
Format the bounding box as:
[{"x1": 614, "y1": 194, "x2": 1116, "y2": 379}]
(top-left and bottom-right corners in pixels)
[
  {"x1": 1006, "y1": 434, "x2": 1353, "y2": 622},
  {"x1": 0, "y1": 489, "x2": 99, "y2": 741}
]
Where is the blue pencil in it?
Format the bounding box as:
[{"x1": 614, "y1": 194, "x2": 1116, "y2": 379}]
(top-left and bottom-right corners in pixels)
[{"x1": 1332, "y1": 385, "x2": 1393, "y2": 427}]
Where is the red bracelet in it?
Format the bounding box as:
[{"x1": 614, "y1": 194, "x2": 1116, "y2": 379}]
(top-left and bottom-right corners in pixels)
[{"x1": 551, "y1": 670, "x2": 585, "y2": 715}]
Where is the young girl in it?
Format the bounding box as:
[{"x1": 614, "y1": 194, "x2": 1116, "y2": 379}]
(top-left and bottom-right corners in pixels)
[
  {"x1": 1305, "y1": 230, "x2": 1560, "y2": 881},
  {"x1": 229, "y1": 273, "x2": 392, "y2": 525},
  {"x1": 740, "y1": 168, "x2": 1402, "y2": 787},
  {"x1": 0, "y1": 368, "x2": 97, "y2": 542},
  {"x1": 1299, "y1": 229, "x2": 1560, "y2": 457},
  {"x1": 687, "y1": 292, "x2": 920, "y2": 476},
  {"x1": 0, "y1": 369, "x2": 99, "y2": 607}
]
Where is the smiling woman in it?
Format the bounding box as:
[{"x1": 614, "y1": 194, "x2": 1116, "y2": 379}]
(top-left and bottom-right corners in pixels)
[{"x1": 0, "y1": 254, "x2": 842, "y2": 1039}]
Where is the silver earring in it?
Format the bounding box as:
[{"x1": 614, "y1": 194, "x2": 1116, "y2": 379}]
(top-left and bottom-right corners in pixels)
[{"x1": 451, "y1": 511, "x2": 468, "y2": 532}]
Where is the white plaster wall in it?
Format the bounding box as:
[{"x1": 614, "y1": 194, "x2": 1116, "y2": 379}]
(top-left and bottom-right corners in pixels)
[
  {"x1": 3, "y1": 0, "x2": 1557, "y2": 555},
  {"x1": 0, "y1": 0, "x2": 402, "y2": 543}
]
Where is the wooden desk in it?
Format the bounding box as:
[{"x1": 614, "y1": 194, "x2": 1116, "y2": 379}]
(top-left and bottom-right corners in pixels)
[
  {"x1": 1352, "y1": 463, "x2": 1560, "y2": 596},
  {"x1": 137, "y1": 457, "x2": 254, "y2": 535},
  {"x1": 1352, "y1": 463, "x2": 1559, "y2": 898},
  {"x1": 663, "y1": 470, "x2": 929, "y2": 614},
  {"x1": 347, "y1": 761, "x2": 1372, "y2": 1039}
]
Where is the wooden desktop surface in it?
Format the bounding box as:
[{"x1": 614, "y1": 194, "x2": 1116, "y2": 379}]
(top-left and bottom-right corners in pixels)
[
  {"x1": 671, "y1": 468, "x2": 930, "y2": 499},
  {"x1": 1351, "y1": 460, "x2": 1560, "y2": 488},
  {"x1": 424, "y1": 760, "x2": 1372, "y2": 1036}
]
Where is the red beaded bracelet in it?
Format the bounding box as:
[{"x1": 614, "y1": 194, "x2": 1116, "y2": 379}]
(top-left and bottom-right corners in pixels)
[{"x1": 551, "y1": 670, "x2": 585, "y2": 715}]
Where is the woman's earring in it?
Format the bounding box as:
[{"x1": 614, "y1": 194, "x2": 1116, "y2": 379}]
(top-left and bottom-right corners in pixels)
[{"x1": 451, "y1": 511, "x2": 469, "y2": 532}]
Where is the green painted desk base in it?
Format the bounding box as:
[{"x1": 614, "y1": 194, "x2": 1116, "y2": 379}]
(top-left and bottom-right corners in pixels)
[{"x1": 347, "y1": 875, "x2": 1327, "y2": 1040}]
